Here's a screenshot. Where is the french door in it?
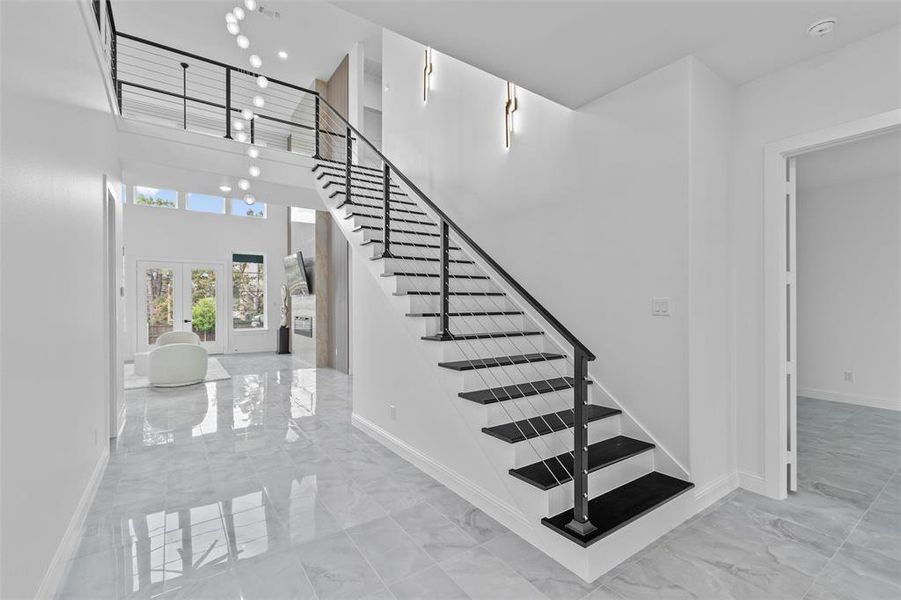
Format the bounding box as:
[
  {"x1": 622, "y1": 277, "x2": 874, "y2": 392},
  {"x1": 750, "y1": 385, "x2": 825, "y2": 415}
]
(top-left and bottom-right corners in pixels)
[{"x1": 137, "y1": 260, "x2": 225, "y2": 354}]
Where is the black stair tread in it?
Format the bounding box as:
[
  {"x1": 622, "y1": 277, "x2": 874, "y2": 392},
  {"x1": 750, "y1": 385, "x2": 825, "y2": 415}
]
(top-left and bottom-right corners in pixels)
[
  {"x1": 337, "y1": 200, "x2": 427, "y2": 217},
  {"x1": 346, "y1": 212, "x2": 435, "y2": 227},
  {"x1": 439, "y1": 352, "x2": 566, "y2": 372},
  {"x1": 423, "y1": 331, "x2": 543, "y2": 342},
  {"x1": 372, "y1": 255, "x2": 475, "y2": 265},
  {"x1": 363, "y1": 239, "x2": 462, "y2": 251},
  {"x1": 407, "y1": 310, "x2": 523, "y2": 317},
  {"x1": 483, "y1": 404, "x2": 622, "y2": 444},
  {"x1": 382, "y1": 272, "x2": 489, "y2": 279},
  {"x1": 329, "y1": 189, "x2": 418, "y2": 207},
  {"x1": 354, "y1": 225, "x2": 441, "y2": 238},
  {"x1": 394, "y1": 291, "x2": 505, "y2": 297},
  {"x1": 541, "y1": 472, "x2": 694, "y2": 547},
  {"x1": 323, "y1": 180, "x2": 409, "y2": 197},
  {"x1": 509, "y1": 436, "x2": 654, "y2": 491},
  {"x1": 457, "y1": 375, "x2": 582, "y2": 404}
]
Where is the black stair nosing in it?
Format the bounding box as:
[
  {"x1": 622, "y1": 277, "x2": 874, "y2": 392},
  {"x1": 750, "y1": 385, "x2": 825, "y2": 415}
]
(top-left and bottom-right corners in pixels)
[
  {"x1": 372, "y1": 255, "x2": 475, "y2": 265},
  {"x1": 407, "y1": 310, "x2": 523, "y2": 318},
  {"x1": 329, "y1": 189, "x2": 418, "y2": 207},
  {"x1": 382, "y1": 272, "x2": 489, "y2": 280},
  {"x1": 362, "y1": 239, "x2": 462, "y2": 251},
  {"x1": 354, "y1": 225, "x2": 441, "y2": 238},
  {"x1": 323, "y1": 180, "x2": 409, "y2": 197},
  {"x1": 337, "y1": 200, "x2": 427, "y2": 217},
  {"x1": 423, "y1": 330, "x2": 543, "y2": 342},
  {"x1": 541, "y1": 472, "x2": 694, "y2": 547},
  {"x1": 345, "y1": 212, "x2": 436, "y2": 227},
  {"x1": 439, "y1": 352, "x2": 566, "y2": 372},
  {"x1": 483, "y1": 404, "x2": 622, "y2": 444},
  {"x1": 508, "y1": 436, "x2": 654, "y2": 491},
  {"x1": 457, "y1": 375, "x2": 584, "y2": 404},
  {"x1": 394, "y1": 291, "x2": 506, "y2": 297},
  {"x1": 313, "y1": 159, "x2": 382, "y2": 174},
  {"x1": 316, "y1": 169, "x2": 403, "y2": 189}
]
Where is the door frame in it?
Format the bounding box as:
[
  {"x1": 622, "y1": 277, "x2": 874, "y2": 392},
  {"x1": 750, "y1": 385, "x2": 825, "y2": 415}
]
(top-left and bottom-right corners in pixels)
[
  {"x1": 103, "y1": 176, "x2": 122, "y2": 438},
  {"x1": 762, "y1": 109, "x2": 901, "y2": 499},
  {"x1": 135, "y1": 258, "x2": 227, "y2": 355}
]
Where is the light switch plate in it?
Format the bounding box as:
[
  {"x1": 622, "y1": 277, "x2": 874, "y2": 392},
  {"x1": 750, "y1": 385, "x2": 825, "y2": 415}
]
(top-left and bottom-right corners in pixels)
[{"x1": 652, "y1": 297, "x2": 671, "y2": 317}]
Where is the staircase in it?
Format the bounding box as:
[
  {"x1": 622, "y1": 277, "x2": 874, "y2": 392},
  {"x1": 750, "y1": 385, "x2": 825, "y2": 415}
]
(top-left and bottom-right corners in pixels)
[{"x1": 310, "y1": 152, "x2": 694, "y2": 549}]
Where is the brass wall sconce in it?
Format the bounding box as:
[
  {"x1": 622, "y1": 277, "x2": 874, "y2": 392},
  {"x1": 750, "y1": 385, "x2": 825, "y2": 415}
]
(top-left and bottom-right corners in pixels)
[
  {"x1": 423, "y1": 47, "x2": 433, "y2": 102},
  {"x1": 504, "y1": 82, "x2": 518, "y2": 148}
]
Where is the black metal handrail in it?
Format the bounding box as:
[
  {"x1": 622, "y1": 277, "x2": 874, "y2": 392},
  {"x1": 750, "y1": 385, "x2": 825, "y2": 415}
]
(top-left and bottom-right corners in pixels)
[{"x1": 99, "y1": 0, "x2": 597, "y2": 535}]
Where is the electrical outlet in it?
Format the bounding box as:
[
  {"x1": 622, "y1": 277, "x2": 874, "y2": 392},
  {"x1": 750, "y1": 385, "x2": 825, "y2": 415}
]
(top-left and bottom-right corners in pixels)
[
  {"x1": 652, "y1": 297, "x2": 671, "y2": 317},
  {"x1": 389, "y1": 405, "x2": 397, "y2": 420},
  {"x1": 843, "y1": 371, "x2": 855, "y2": 383}
]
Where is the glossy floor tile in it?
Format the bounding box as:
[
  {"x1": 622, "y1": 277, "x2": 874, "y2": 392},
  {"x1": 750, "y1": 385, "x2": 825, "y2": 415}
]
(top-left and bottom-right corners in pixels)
[{"x1": 57, "y1": 361, "x2": 899, "y2": 599}]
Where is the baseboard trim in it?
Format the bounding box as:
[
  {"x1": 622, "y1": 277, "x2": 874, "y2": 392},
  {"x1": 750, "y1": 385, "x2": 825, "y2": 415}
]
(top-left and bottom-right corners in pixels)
[
  {"x1": 694, "y1": 471, "x2": 739, "y2": 508},
  {"x1": 737, "y1": 470, "x2": 767, "y2": 495},
  {"x1": 798, "y1": 388, "x2": 900, "y2": 412},
  {"x1": 351, "y1": 413, "x2": 530, "y2": 528},
  {"x1": 35, "y1": 445, "x2": 109, "y2": 600}
]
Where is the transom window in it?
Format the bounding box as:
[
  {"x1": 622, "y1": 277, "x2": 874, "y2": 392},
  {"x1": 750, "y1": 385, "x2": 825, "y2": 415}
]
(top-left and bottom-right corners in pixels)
[
  {"x1": 134, "y1": 186, "x2": 177, "y2": 208},
  {"x1": 186, "y1": 193, "x2": 226, "y2": 214},
  {"x1": 231, "y1": 198, "x2": 266, "y2": 218}
]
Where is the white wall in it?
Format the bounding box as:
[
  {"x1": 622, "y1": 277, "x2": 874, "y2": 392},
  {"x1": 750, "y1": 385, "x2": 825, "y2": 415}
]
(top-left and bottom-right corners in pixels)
[
  {"x1": 731, "y1": 26, "x2": 901, "y2": 483},
  {"x1": 123, "y1": 199, "x2": 289, "y2": 359},
  {"x1": 797, "y1": 174, "x2": 901, "y2": 410},
  {"x1": 375, "y1": 30, "x2": 736, "y2": 489},
  {"x1": 0, "y1": 1, "x2": 120, "y2": 597}
]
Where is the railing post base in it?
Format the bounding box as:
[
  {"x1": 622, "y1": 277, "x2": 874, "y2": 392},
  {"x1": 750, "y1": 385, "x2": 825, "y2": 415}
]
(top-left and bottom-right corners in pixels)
[{"x1": 565, "y1": 519, "x2": 597, "y2": 537}]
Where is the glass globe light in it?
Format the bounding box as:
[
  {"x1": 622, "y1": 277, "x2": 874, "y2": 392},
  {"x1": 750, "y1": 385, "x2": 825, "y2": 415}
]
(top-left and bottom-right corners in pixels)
[
  {"x1": 252, "y1": 95, "x2": 265, "y2": 108},
  {"x1": 236, "y1": 35, "x2": 250, "y2": 49},
  {"x1": 238, "y1": 178, "x2": 250, "y2": 191},
  {"x1": 249, "y1": 55, "x2": 262, "y2": 69},
  {"x1": 256, "y1": 76, "x2": 268, "y2": 89},
  {"x1": 241, "y1": 108, "x2": 254, "y2": 120},
  {"x1": 248, "y1": 165, "x2": 261, "y2": 178},
  {"x1": 233, "y1": 6, "x2": 245, "y2": 20},
  {"x1": 244, "y1": 194, "x2": 256, "y2": 205},
  {"x1": 244, "y1": 0, "x2": 258, "y2": 12},
  {"x1": 247, "y1": 147, "x2": 260, "y2": 159},
  {"x1": 226, "y1": 22, "x2": 240, "y2": 35}
]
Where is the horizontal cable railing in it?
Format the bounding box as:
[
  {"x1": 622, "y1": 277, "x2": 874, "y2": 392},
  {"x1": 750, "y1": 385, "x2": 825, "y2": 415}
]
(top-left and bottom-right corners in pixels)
[{"x1": 97, "y1": 0, "x2": 598, "y2": 536}]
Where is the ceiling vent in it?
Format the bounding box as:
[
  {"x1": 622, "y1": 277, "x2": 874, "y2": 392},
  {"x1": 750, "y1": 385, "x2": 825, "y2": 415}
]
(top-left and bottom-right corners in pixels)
[{"x1": 807, "y1": 18, "x2": 837, "y2": 38}]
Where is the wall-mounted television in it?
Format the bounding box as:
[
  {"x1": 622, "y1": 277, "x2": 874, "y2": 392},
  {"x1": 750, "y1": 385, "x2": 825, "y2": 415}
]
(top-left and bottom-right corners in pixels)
[{"x1": 284, "y1": 251, "x2": 314, "y2": 295}]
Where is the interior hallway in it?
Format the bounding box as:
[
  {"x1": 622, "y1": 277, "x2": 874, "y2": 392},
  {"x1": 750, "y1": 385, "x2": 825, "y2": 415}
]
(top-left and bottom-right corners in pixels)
[{"x1": 57, "y1": 355, "x2": 900, "y2": 599}]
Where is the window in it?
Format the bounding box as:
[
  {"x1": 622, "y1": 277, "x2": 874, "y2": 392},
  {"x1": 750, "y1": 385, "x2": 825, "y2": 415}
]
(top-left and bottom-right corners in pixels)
[
  {"x1": 134, "y1": 186, "x2": 177, "y2": 208},
  {"x1": 186, "y1": 193, "x2": 226, "y2": 214},
  {"x1": 231, "y1": 198, "x2": 266, "y2": 218},
  {"x1": 232, "y1": 254, "x2": 265, "y2": 329}
]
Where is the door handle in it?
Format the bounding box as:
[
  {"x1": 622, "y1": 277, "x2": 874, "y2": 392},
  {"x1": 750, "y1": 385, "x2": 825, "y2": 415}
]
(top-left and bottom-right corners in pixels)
[{"x1": 184, "y1": 320, "x2": 192, "y2": 323}]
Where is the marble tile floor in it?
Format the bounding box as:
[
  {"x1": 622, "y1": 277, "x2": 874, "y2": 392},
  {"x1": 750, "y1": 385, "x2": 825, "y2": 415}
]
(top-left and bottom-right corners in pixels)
[{"x1": 57, "y1": 354, "x2": 900, "y2": 599}]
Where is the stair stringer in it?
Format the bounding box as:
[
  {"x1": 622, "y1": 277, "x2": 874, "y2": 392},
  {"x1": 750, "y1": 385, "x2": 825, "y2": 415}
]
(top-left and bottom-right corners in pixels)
[{"x1": 312, "y1": 170, "x2": 717, "y2": 582}]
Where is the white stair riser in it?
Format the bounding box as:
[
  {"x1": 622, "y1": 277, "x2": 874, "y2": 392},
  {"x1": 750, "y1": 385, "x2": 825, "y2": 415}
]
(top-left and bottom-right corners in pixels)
[
  {"x1": 391, "y1": 276, "x2": 500, "y2": 294},
  {"x1": 378, "y1": 258, "x2": 483, "y2": 277},
  {"x1": 483, "y1": 393, "x2": 575, "y2": 426},
  {"x1": 418, "y1": 314, "x2": 530, "y2": 336},
  {"x1": 544, "y1": 452, "x2": 655, "y2": 516},
  {"x1": 506, "y1": 417, "x2": 622, "y2": 467},
  {"x1": 454, "y1": 358, "x2": 572, "y2": 392},
  {"x1": 350, "y1": 214, "x2": 437, "y2": 234},
  {"x1": 438, "y1": 335, "x2": 556, "y2": 361},
  {"x1": 405, "y1": 295, "x2": 515, "y2": 313},
  {"x1": 355, "y1": 227, "x2": 443, "y2": 247}
]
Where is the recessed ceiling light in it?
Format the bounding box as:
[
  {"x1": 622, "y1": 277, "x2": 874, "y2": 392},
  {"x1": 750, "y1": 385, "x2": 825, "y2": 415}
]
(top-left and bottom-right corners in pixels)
[
  {"x1": 219, "y1": 185, "x2": 232, "y2": 193},
  {"x1": 252, "y1": 95, "x2": 265, "y2": 108},
  {"x1": 233, "y1": 6, "x2": 246, "y2": 21},
  {"x1": 278, "y1": 50, "x2": 288, "y2": 60},
  {"x1": 226, "y1": 22, "x2": 240, "y2": 35},
  {"x1": 808, "y1": 18, "x2": 837, "y2": 38},
  {"x1": 256, "y1": 76, "x2": 269, "y2": 89},
  {"x1": 249, "y1": 54, "x2": 262, "y2": 69},
  {"x1": 238, "y1": 178, "x2": 250, "y2": 191},
  {"x1": 247, "y1": 147, "x2": 260, "y2": 159},
  {"x1": 236, "y1": 35, "x2": 250, "y2": 49},
  {"x1": 248, "y1": 165, "x2": 261, "y2": 177}
]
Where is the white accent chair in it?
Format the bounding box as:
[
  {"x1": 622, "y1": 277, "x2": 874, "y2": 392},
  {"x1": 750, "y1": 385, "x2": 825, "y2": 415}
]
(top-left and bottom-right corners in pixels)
[{"x1": 146, "y1": 331, "x2": 208, "y2": 387}]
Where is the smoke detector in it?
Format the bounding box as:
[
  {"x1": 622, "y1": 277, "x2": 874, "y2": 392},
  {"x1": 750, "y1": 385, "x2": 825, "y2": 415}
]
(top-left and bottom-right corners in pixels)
[{"x1": 808, "y1": 18, "x2": 837, "y2": 38}]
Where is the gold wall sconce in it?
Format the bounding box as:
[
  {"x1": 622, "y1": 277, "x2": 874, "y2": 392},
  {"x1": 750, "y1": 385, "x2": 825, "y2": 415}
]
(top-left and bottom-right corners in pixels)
[
  {"x1": 423, "y1": 47, "x2": 433, "y2": 102},
  {"x1": 504, "y1": 82, "x2": 518, "y2": 148}
]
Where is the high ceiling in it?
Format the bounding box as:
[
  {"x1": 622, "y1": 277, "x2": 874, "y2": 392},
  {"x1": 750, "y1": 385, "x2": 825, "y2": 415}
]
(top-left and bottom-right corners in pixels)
[
  {"x1": 112, "y1": 0, "x2": 383, "y2": 88},
  {"x1": 333, "y1": 0, "x2": 900, "y2": 108}
]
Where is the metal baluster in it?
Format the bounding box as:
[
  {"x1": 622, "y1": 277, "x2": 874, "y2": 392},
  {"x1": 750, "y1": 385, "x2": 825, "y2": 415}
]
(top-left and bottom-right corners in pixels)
[
  {"x1": 180, "y1": 62, "x2": 188, "y2": 129},
  {"x1": 566, "y1": 346, "x2": 597, "y2": 537},
  {"x1": 224, "y1": 67, "x2": 232, "y2": 139},
  {"x1": 345, "y1": 126, "x2": 352, "y2": 205},
  {"x1": 436, "y1": 220, "x2": 452, "y2": 340},
  {"x1": 379, "y1": 164, "x2": 393, "y2": 258},
  {"x1": 314, "y1": 95, "x2": 321, "y2": 159},
  {"x1": 250, "y1": 116, "x2": 255, "y2": 144}
]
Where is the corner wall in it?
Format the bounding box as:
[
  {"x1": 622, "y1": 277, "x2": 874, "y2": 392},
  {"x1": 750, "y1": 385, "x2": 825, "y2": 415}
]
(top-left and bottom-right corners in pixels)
[{"x1": 0, "y1": 2, "x2": 120, "y2": 596}]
